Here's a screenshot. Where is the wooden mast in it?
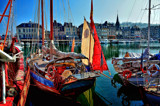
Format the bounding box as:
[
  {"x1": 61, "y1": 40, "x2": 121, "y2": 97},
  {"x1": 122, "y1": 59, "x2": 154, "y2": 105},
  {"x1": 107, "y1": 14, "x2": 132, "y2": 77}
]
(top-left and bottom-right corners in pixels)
[
  {"x1": 3, "y1": 0, "x2": 13, "y2": 49},
  {"x1": 41, "y1": 0, "x2": 44, "y2": 46},
  {"x1": 50, "y1": 0, "x2": 54, "y2": 42},
  {"x1": 147, "y1": 0, "x2": 151, "y2": 54}
]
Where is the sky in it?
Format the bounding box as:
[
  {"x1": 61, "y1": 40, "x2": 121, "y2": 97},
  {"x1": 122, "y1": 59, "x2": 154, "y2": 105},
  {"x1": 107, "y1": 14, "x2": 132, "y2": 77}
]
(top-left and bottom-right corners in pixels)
[{"x1": 0, "y1": 0, "x2": 160, "y2": 35}]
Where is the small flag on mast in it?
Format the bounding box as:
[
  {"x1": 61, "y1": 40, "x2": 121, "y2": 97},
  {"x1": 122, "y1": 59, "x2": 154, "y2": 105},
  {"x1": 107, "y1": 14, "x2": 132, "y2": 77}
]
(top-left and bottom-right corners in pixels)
[{"x1": 71, "y1": 37, "x2": 75, "y2": 52}]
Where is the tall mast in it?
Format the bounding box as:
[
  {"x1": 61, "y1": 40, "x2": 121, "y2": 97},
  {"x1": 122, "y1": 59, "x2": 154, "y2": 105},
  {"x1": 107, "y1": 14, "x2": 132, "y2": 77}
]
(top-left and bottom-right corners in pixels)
[
  {"x1": 147, "y1": 0, "x2": 151, "y2": 53},
  {"x1": 50, "y1": 0, "x2": 54, "y2": 42},
  {"x1": 41, "y1": 0, "x2": 44, "y2": 45},
  {"x1": 3, "y1": 0, "x2": 13, "y2": 49}
]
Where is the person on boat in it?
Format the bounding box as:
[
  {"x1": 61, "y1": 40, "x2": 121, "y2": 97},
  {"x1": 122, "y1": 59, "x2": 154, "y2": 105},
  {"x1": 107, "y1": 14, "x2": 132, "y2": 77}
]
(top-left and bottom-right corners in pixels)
[{"x1": 150, "y1": 51, "x2": 160, "y2": 60}]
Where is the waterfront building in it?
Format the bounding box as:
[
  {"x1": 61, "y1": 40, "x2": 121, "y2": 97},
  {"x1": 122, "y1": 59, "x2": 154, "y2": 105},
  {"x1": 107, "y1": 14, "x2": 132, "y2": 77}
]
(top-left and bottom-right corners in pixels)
[
  {"x1": 53, "y1": 20, "x2": 65, "y2": 40},
  {"x1": 121, "y1": 27, "x2": 131, "y2": 39},
  {"x1": 101, "y1": 27, "x2": 108, "y2": 39},
  {"x1": 16, "y1": 21, "x2": 42, "y2": 39},
  {"x1": 141, "y1": 25, "x2": 160, "y2": 40},
  {"x1": 64, "y1": 22, "x2": 78, "y2": 40},
  {"x1": 130, "y1": 25, "x2": 141, "y2": 39}
]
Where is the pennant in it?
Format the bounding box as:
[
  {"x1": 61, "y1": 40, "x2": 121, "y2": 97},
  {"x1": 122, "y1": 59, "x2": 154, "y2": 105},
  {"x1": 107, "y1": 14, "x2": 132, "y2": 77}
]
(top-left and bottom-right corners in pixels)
[{"x1": 71, "y1": 37, "x2": 75, "y2": 52}]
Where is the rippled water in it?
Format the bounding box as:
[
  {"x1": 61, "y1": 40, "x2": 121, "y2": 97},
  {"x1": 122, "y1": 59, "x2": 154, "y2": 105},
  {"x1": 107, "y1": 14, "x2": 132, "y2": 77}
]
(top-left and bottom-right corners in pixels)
[{"x1": 24, "y1": 42, "x2": 160, "y2": 106}]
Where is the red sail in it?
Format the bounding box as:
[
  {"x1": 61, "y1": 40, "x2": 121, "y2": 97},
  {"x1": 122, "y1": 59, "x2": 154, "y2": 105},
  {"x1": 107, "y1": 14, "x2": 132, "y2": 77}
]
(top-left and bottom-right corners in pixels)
[
  {"x1": 91, "y1": 23, "x2": 108, "y2": 72},
  {"x1": 90, "y1": 0, "x2": 108, "y2": 72}
]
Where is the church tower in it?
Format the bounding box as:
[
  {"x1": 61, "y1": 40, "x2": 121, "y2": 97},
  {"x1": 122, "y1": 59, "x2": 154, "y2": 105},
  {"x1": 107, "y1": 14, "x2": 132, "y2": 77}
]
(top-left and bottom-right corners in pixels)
[{"x1": 115, "y1": 14, "x2": 120, "y2": 30}]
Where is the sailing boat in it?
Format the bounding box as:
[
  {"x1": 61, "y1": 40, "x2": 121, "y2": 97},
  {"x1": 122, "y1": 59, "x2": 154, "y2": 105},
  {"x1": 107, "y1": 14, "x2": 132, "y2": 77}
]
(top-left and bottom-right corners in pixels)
[
  {"x1": 81, "y1": 0, "x2": 110, "y2": 74},
  {"x1": 111, "y1": 0, "x2": 160, "y2": 87},
  {"x1": 0, "y1": 0, "x2": 30, "y2": 105},
  {"x1": 27, "y1": 0, "x2": 99, "y2": 98}
]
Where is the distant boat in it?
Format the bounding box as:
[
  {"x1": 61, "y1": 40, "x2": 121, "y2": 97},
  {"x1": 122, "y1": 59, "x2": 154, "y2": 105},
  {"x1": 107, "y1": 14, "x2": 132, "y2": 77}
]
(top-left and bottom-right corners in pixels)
[{"x1": 101, "y1": 39, "x2": 108, "y2": 44}]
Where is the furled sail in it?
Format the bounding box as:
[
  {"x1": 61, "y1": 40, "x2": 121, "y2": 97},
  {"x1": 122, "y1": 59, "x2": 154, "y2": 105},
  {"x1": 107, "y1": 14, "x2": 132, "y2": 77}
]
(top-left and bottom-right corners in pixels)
[
  {"x1": 42, "y1": 43, "x2": 87, "y2": 59},
  {"x1": 81, "y1": 18, "x2": 94, "y2": 65}
]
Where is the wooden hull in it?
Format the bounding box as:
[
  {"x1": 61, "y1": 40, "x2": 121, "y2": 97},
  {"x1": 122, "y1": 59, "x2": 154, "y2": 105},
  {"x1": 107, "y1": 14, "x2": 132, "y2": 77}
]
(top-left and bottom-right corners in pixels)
[
  {"x1": 139, "y1": 86, "x2": 160, "y2": 105},
  {"x1": 30, "y1": 70, "x2": 96, "y2": 97}
]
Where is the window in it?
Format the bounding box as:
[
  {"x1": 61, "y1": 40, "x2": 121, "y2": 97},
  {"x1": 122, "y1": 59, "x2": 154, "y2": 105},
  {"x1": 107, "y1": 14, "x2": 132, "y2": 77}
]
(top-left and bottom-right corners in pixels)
[
  {"x1": 29, "y1": 29, "x2": 30, "y2": 32},
  {"x1": 19, "y1": 29, "x2": 21, "y2": 33},
  {"x1": 23, "y1": 29, "x2": 25, "y2": 32}
]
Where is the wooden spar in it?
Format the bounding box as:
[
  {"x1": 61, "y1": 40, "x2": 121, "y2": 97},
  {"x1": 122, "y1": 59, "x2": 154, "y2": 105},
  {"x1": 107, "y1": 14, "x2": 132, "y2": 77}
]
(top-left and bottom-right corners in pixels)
[
  {"x1": 50, "y1": 0, "x2": 54, "y2": 41},
  {"x1": 3, "y1": 0, "x2": 13, "y2": 49},
  {"x1": 98, "y1": 72, "x2": 112, "y2": 79},
  {"x1": 0, "y1": 0, "x2": 11, "y2": 23},
  {"x1": 0, "y1": 15, "x2": 9, "y2": 17},
  {"x1": 88, "y1": 0, "x2": 93, "y2": 65},
  {"x1": 2, "y1": 64, "x2": 6, "y2": 104},
  {"x1": 5, "y1": 63, "x2": 9, "y2": 85},
  {"x1": 41, "y1": 0, "x2": 44, "y2": 46},
  {"x1": 147, "y1": 0, "x2": 151, "y2": 54}
]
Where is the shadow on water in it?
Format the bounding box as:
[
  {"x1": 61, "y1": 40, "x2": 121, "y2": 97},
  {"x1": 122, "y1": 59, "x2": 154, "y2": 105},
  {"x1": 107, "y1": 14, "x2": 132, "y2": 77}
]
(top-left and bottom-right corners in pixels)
[
  {"x1": 25, "y1": 86, "x2": 81, "y2": 106},
  {"x1": 111, "y1": 73, "x2": 143, "y2": 106}
]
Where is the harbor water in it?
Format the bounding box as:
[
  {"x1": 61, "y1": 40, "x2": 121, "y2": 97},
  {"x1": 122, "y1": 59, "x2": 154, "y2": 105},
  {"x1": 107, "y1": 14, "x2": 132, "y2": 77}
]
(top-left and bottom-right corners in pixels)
[{"x1": 24, "y1": 42, "x2": 160, "y2": 106}]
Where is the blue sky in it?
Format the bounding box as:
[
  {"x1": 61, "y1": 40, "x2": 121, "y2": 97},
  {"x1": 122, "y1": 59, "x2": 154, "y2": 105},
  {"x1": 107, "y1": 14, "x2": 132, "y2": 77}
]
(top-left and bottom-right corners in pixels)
[{"x1": 0, "y1": 0, "x2": 160, "y2": 35}]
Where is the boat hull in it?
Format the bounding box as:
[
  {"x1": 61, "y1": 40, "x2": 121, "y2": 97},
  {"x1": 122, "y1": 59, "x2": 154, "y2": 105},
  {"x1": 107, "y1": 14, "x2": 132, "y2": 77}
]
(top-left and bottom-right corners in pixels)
[
  {"x1": 30, "y1": 70, "x2": 96, "y2": 97},
  {"x1": 139, "y1": 87, "x2": 160, "y2": 105}
]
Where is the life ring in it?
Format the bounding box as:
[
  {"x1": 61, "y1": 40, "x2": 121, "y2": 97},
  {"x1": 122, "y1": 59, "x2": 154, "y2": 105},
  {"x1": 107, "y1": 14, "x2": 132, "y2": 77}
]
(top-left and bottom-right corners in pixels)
[
  {"x1": 123, "y1": 70, "x2": 132, "y2": 79},
  {"x1": 147, "y1": 64, "x2": 160, "y2": 77},
  {"x1": 46, "y1": 65, "x2": 56, "y2": 80}
]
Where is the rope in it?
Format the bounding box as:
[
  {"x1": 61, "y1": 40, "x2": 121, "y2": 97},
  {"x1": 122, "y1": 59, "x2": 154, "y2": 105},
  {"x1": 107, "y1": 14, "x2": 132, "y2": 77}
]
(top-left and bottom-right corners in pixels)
[
  {"x1": 62, "y1": 0, "x2": 66, "y2": 23},
  {"x1": 126, "y1": 0, "x2": 137, "y2": 25},
  {"x1": 37, "y1": 0, "x2": 40, "y2": 52}
]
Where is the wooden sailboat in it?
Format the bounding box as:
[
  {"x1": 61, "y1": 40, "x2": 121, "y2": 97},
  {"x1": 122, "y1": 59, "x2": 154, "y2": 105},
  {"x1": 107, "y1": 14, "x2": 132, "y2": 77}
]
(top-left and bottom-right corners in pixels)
[
  {"x1": 27, "y1": 0, "x2": 100, "y2": 98},
  {"x1": 0, "y1": 0, "x2": 30, "y2": 105},
  {"x1": 111, "y1": 0, "x2": 160, "y2": 87}
]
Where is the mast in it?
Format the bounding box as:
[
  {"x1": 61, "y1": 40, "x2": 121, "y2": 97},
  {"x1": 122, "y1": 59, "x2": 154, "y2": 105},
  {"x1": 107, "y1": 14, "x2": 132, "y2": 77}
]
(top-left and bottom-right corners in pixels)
[
  {"x1": 3, "y1": 0, "x2": 13, "y2": 49},
  {"x1": 41, "y1": 0, "x2": 44, "y2": 46},
  {"x1": 50, "y1": 0, "x2": 54, "y2": 42},
  {"x1": 2, "y1": 65, "x2": 6, "y2": 104},
  {"x1": 147, "y1": 0, "x2": 151, "y2": 53}
]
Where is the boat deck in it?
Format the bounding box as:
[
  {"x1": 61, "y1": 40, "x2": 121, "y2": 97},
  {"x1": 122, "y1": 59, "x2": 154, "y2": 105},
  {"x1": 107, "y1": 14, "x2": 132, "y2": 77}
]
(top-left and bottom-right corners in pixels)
[{"x1": 72, "y1": 72, "x2": 100, "y2": 80}]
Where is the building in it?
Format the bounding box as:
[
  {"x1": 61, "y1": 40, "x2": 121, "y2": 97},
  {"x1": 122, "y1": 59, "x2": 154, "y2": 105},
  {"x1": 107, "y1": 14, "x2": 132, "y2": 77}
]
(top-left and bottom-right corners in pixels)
[
  {"x1": 16, "y1": 21, "x2": 42, "y2": 40},
  {"x1": 130, "y1": 25, "x2": 141, "y2": 39},
  {"x1": 64, "y1": 22, "x2": 78, "y2": 40},
  {"x1": 121, "y1": 27, "x2": 131, "y2": 39}
]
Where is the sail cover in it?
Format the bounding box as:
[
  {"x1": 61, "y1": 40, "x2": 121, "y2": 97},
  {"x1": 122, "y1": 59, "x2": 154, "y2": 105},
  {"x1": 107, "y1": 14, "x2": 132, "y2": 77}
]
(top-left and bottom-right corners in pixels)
[{"x1": 81, "y1": 19, "x2": 94, "y2": 65}]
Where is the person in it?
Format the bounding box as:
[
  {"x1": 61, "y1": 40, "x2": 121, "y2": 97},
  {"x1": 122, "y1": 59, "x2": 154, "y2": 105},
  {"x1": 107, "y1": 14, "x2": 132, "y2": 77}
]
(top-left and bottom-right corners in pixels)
[{"x1": 154, "y1": 51, "x2": 160, "y2": 60}]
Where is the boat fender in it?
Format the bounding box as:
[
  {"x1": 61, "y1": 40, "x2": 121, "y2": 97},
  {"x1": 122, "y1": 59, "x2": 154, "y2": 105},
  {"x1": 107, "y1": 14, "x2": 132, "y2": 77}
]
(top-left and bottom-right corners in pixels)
[
  {"x1": 147, "y1": 64, "x2": 160, "y2": 77},
  {"x1": 122, "y1": 70, "x2": 132, "y2": 79}
]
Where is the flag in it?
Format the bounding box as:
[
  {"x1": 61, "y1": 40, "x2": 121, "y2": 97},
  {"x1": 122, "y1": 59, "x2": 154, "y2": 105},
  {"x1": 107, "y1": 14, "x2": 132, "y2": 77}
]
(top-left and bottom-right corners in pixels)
[{"x1": 71, "y1": 37, "x2": 75, "y2": 52}]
